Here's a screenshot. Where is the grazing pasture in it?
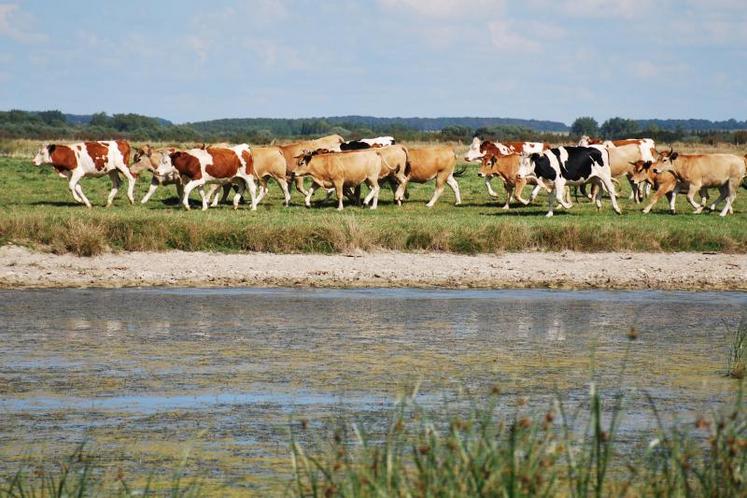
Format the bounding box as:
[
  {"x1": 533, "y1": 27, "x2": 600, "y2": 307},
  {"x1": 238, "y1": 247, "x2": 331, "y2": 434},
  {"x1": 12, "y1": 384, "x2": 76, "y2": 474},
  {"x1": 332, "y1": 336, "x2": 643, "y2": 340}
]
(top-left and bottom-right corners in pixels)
[{"x1": 0, "y1": 141, "x2": 746, "y2": 255}]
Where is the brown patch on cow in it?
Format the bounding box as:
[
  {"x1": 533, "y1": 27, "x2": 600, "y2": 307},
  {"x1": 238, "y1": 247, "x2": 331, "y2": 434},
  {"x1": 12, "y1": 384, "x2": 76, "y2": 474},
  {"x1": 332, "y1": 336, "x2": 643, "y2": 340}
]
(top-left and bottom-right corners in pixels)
[
  {"x1": 116, "y1": 140, "x2": 131, "y2": 165},
  {"x1": 241, "y1": 150, "x2": 254, "y2": 175},
  {"x1": 49, "y1": 145, "x2": 77, "y2": 171},
  {"x1": 171, "y1": 151, "x2": 202, "y2": 180},
  {"x1": 84, "y1": 142, "x2": 110, "y2": 171},
  {"x1": 205, "y1": 148, "x2": 241, "y2": 179}
]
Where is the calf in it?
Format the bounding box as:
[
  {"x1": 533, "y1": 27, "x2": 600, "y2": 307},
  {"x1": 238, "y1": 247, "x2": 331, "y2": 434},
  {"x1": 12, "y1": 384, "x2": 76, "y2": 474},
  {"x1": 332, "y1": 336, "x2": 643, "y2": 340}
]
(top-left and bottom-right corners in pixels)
[
  {"x1": 651, "y1": 149, "x2": 746, "y2": 216},
  {"x1": 293, "y1": 149, "x2": 382, "y2": 210},
  {"x1": 32, "y1": 140, "x2": 135, "y2": 208},
  {"x1": 518, "y1": 146, "x2": 621, "y2": 217},
  {"x1": 279, "y1": 134, "x2": 344, "y2": 197},
  {"x1": 630, "y1": 160, "x2": 709, "y2": 214},
  {"x1": 130, "y1": 145, "x2": 182, "y2": 203},
  {"x1": 478, "y1": 153, "x2": 544, "y2": 209},
  {"x1": 156, "y1": 145, "x2": 257, "y2": 211}
]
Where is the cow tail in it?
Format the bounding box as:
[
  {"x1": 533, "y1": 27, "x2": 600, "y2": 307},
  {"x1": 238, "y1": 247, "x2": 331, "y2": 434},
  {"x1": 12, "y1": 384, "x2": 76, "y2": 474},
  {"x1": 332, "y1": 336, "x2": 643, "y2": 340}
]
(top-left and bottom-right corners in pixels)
[
  {"x1": 742, "y1": 155, "x2": 747, "y2": 190},
  {"x1": 377, "y1": 151, "x2": 393, "y2": 172}
]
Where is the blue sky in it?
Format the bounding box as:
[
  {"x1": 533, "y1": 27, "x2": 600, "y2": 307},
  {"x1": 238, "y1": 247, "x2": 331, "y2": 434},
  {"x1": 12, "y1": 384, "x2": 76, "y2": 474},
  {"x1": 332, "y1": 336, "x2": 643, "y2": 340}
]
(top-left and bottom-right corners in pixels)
[{"x1": 0, "y1": 0, "x2": 745, "y2": 124}]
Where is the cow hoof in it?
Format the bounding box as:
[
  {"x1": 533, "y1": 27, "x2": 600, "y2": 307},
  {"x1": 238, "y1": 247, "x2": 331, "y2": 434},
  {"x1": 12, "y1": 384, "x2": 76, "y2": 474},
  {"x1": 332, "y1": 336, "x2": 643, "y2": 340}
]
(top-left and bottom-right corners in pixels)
[
  {"x1": 545, "y1": 212, "x2": 554, "y2": 218},
  {"x1": 455, "y1": 202, "x2": 462, "y2": 206}
]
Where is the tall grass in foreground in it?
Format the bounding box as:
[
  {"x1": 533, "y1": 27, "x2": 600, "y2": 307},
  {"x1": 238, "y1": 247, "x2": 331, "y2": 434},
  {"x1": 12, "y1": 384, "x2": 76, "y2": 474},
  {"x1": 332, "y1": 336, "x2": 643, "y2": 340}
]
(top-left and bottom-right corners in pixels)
[
  {"x1": 726, "y1": 319, "x2": 747, "y2": 379},
  {"x1": 290, "y1": 383, "x2": 746, "y2": 498}
]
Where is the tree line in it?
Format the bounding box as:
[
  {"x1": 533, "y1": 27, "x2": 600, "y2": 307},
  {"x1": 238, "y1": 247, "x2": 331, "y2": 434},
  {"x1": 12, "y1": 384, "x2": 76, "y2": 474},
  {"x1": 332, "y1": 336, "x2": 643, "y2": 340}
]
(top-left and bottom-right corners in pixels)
[{"x1": 1, "y1": 109, "x2": 746, "y2": 145}]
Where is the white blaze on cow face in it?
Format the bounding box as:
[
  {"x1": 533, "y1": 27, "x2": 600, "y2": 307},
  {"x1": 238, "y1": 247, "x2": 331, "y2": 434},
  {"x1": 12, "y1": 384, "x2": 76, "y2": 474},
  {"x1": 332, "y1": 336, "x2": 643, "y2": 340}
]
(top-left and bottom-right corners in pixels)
[
  {"x1": 639, "y1": 139, "x2": 656, "y2": 162},
  {"x1": 464, "y1": 137, "x2": 484, "y2": 162},
  {"x1": 156, "y1": 153, "x2": 176, "y2": 177},
  {"x1": 517, "y1": 153, "x2": 533, "y2": 178},
  {"x1": 33, "y1": 145, "x2": 51, "y2": 166}
]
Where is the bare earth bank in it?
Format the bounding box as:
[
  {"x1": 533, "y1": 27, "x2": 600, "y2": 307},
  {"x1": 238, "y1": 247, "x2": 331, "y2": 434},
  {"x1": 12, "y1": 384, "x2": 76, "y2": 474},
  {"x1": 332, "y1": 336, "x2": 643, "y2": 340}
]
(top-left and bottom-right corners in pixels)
[{"x1": 1, "y1": 245, "x2": 745, "y2": 290}]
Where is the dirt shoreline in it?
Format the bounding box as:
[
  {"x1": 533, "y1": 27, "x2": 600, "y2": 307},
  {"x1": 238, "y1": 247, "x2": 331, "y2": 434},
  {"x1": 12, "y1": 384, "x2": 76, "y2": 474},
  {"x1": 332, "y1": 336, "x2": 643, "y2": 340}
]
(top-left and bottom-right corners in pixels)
[{"x1": 1, "y1": 245, "x2": 746, "y2": 291}]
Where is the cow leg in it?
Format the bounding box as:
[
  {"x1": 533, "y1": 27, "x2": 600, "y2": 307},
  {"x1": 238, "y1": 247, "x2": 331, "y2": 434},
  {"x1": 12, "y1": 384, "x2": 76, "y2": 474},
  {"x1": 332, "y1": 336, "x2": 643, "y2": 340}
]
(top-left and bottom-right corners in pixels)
[
  {"x1": 115, "y1": 166, "x2": 137, "y2": 205},
  {"x1": 426, "y1": 174, "x2": 447, "y2": 208},
  {"x1": 233, "y1": 182, "x2": 246, "y2": 210},
  {"x1": 686, "y1": 183, "x2": 705, "y2": 213},
  {"x1": 363, "y1": 184, "x2": 377, "y2": 206},
  {"x1": 176, "y1": 182, "x2": 185, "y2": 203},
  {"x1": 106, "y1": 170, "x2": 122, "y2": 207},
  {"x1": 276, "y1": 177, "x2": 291, "y2": 207},
  {"x1": 294, "y1": 176, "x2": 309, "y2": 197},
  {"x1": 446, "y1": 174, "x2": 462, "y2": 205},
  {"x1": 514, "y1": 177, "x2": 530, "y2": 205},
  {"x1": 642, "y1": 186, "x2": 669, "y2": 214},
  {"x1": 720, "y1": 181, "x2": 738, "y2": 217},
  {"x1": 181, "y1": 179, "x2": 204, "y2": 210},
  {"x1": 485, "y1": 178, "x2": 499, "y2": 198},
  {"x1": 243, "y1": 176, "x2": 258, "y2": 211},
  {"x1": 530, "y1": 184, "x2": 543, "y2": 202},
  {"x1": 596, "y1": 173, "x2": 622, "y2": 214},
  {"x1": 141, "y1": 177, "x2": 160, "y2": 204},
  {"x1": 334, "y1": 180, "x2": 345, "y2": 211},
  {"x1": 667, "y1": 191, "x2": 677, "y2": 214},
  {"x1": 589, "y1": 181, "x2": 601, "y2": 210},
  {"x1": 502, "y1": 183, "x2": 513, "y2": 210},
  {"x1": 546, "y1": 185, "x2": 557, "y2": 217},
  {"x1": 365, "y1": 178, "x2": 380, "y2": 210},
  {"x1": 627, "y1": 175, "x2": 641, "y2": 203},
  {"x1": 206, "y1": 184, "x2": 222, "y2": 208},
  {"x1": 304, "y1": 184, "x2": 318, "y2": 208},
  {"x1": 554, "y1": 178, "x2": 573, "y2": 209},
  {"x1": 395, "y1": 178, "x2": 409, "y2": 206},
  {"x1": 69, "y1": 169, "x2": 91, "y2": 208}
]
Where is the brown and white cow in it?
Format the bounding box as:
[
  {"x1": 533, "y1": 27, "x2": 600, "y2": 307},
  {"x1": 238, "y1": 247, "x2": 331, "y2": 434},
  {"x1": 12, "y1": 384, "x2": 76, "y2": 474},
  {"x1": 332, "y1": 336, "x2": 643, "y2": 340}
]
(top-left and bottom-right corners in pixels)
[
  {"x1": 464, "y1": 137, "x2": 549, "y2": 162},
  {"x1": 396, "y1": 146, "x2": 462, "y2": 207},
  {"x1": 629, "y1": 160, "x2": 709, "y2": 214},
  {"x1": 278, "y1": 134, "x2": 344, "y2": 197},
  {"x1": 130, "y1": 145, "x2": 182, "y2": 204},
  {"x1": 212, "y1": 146, "x2": 292, "y2": 208},
  {"x1": 649, "y1": 150, "x2": 746, "y2": 216},
  {"x1": 32, "y1": 140, "x2": 134, "y2": 208},
  {"x1": 156, "y1": 144, "x2": 257, "y2": 211},
  {"x1": 292, "y1": 149, "x2": 382, "y2": 210}
]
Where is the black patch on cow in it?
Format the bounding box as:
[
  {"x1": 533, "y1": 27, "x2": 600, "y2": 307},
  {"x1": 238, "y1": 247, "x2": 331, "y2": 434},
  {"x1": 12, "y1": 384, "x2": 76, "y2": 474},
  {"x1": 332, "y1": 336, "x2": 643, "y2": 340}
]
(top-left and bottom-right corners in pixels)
[
  {"x1": 340, "y1": 140, "x2": 371, "y2": 151},
  {"x1": 556, "y1": 146, "x2": 601, "y2": 181},
  {"x1": 47, "y1": 144, "x2": 56, "y2": 154},
  {"x1": 530, "y1": 153, "x2": 557, "y2": 181}
]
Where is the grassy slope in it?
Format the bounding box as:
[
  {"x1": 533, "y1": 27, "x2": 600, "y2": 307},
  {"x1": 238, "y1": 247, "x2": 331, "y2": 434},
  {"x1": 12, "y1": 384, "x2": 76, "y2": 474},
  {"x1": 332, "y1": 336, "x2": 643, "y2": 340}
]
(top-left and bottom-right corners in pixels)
[{"x1": 1, "y1": 153, "x2": 746, "y2": 255}]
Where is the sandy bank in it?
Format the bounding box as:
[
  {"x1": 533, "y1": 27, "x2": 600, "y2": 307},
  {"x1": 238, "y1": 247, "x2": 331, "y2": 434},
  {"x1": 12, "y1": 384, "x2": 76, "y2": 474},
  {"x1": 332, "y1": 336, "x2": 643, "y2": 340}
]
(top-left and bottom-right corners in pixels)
[{"x1": 0, "y1": 245, "x2": 745, "y2": 291}]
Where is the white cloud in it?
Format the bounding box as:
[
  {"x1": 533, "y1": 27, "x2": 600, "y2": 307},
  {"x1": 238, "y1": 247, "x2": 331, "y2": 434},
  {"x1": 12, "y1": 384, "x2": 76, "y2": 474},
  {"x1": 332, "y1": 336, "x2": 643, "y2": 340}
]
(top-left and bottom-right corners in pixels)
[
  {"x1": 632, "y1": 60, "x2": 689, "y2": 80},
  {"x1": 489, "y1": 19, "x2": 541, "y2": 53},
  {"x1": 377, "y1": 0, "x2": 501, "y2": 18},
  {"x1": 529, "y1": 0, "x2": 654, "y2": 19},
  {"x1": 0, "y1": 3, "x2": 46, "y2": 43}
]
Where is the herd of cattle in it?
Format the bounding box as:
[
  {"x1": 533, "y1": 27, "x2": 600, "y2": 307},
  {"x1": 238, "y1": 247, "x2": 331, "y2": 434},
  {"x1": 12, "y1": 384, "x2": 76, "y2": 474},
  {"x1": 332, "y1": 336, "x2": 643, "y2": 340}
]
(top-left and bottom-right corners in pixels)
[{"x1": 31, "y1": 134, "x2": 747, "y2": 217}]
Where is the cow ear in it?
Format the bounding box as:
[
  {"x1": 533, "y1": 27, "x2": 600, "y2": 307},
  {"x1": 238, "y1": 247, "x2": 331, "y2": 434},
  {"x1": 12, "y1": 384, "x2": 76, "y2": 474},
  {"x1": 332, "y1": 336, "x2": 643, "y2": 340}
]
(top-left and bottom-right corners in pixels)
[
  {"x1": 47, "y1": 144, "x2": 56, "y2": 154},
  {"x1": 670, "y1": 152, "x2": 678, "y2": 160}
]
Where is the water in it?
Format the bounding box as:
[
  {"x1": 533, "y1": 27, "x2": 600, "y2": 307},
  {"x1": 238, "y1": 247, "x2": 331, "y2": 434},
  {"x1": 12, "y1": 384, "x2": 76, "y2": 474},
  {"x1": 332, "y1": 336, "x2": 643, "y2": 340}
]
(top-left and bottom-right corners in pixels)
[{"x1": 0, "y1": 288, "x2": 744, "y2": 489}]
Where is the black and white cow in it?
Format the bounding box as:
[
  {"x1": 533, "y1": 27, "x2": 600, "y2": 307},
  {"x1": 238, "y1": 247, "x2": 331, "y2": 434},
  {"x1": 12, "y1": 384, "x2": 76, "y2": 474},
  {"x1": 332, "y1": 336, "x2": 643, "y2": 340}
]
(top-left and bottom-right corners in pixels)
[
  {"x1": 340, "y1": 136, "x2": 396, "y2": 151},
  {"x1": 518, "y1": 146, "x2": 622, "y2": 217}
]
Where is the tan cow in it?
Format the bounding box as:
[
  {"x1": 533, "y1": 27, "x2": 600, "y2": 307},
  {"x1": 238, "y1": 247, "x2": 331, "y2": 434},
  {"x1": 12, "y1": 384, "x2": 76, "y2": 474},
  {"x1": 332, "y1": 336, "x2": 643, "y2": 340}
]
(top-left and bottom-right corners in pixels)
[
  {"x1": 396, "y1": 146, "x2": 462, "y2": 207},
  {"x1": 629, "y1": 160, "x2": 709, "y2": 214},
  {"x1": 586, "y1": 140, "x2": 656, "y2": 203},
  {"x1": 278, "y1": 134, "x2": 344, "y2": 197},
  {"x1": 130, "y1": 145, "x2": 182, "y2": 204},
  {"x1": 293, "y1": 149, "x2": 382, "y2": 210},
  {"x1": 651, "y1": 150, "x2": 746, "y2": 216}
]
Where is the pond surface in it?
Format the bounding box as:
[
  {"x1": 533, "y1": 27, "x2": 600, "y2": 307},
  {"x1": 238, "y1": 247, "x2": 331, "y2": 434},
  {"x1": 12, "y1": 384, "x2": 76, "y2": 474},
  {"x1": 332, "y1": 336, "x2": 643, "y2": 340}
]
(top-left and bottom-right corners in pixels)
[{"x1": 0, "y1": 288, "x2": 744, "y2": 492}]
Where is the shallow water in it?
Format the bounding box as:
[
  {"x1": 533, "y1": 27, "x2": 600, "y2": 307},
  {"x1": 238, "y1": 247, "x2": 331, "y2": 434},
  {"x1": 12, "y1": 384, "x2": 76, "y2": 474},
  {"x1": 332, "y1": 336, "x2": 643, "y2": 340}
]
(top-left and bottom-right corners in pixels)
[{"x1": 0, "y1": 288, "x2": 744, "y2": 491}]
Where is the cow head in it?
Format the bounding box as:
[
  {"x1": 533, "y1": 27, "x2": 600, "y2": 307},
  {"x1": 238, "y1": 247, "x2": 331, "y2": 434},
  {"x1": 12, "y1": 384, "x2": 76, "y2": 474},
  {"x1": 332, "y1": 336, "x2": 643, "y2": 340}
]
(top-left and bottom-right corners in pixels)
[
  {"x1": 156, "y1": 151, "x2": 178, "y2": 177},
  {"x1": 629, "y1": 160, "x2": 655, "y2": 185},
  {"x1": 33, "y1": 144, "x2": 53, "y2": 166},
  {"x1": 478, "y1": 154, "x2": 497, "y2": 178},
  {"x1": 293, "y1": 150, "x2": 314, "y2": 176},
  {"x1": 652, "y1": 148, "x2": 678, "y2": 175},
  {"x1": 464, "y1": 136, "x2": 484, "y2": 162},
  {"x1": 517, "y1": 152, "x2": 538, "y2": 179},
  {"x1": 130, "y1": 145, "x2": 156, "y2": 175}
]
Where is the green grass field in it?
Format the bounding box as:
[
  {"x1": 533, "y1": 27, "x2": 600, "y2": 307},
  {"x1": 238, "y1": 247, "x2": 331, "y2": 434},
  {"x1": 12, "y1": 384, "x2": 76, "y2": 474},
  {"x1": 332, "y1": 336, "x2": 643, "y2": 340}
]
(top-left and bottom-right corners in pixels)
[{"x1": 1, "y1": 154, "x2": 746, "y2": 256}]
